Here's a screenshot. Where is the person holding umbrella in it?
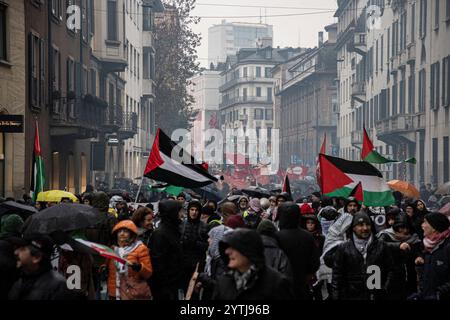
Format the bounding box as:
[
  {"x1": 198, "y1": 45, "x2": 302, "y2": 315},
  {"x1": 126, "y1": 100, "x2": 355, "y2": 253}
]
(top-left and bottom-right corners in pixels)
[{"x1": 107, "y1": 220, "x2": 153, "y2": 300}]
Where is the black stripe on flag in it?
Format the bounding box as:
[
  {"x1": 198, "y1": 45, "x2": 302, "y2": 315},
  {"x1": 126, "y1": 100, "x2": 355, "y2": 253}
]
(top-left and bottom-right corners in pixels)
[{"x1": 322, "y1": 154, "x2": 383, "y2": 177}]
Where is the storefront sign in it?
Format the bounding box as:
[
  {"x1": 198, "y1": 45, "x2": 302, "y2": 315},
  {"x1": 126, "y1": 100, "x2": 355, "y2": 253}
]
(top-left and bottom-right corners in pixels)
[{"x1": 0, "y1": 115, "x2": 24, "y2": 133}]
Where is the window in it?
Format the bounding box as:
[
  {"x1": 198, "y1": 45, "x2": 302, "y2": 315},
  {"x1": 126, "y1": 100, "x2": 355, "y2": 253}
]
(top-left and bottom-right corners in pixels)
[
  {"x1": 432, "y1": 138, "x2": 438, "y2": 184},
  {"x1": 52, "y1": 0, "x2": 63, "y2": 20},
  {"x1": 243, "y1": 88, "x2": 247, "y2": 101},
  {"x1": 420, "y1": 0, "x2": 427, "y2": 38},
  {"x1": 90, "y1": 68, "x2": 96, "y2": 95},
  {"x1": 143, "y1": 5, "x2": 153, "y2": 31},
  {"x1": 411, "y1": 3, "x2": 416, "y2": 41},
  {"x1": 443, "y1": 56, "x2": 450, "y2": 107},
  {"x1": 418, "y1": 68, "x2": 426, "y2": 112},
  {"x1": 408, "y1": 71, "x2": 415, "y2": 113},
  {"x1": 107, "y1": 0, "x2": 117, "y2": 40},
  {"x1": 53, "y1": 47, "x2": 61, "y2": 113},
  {"x1": 431, "y1": 62, "x2": 440, "y2": 109},
  {"x1": 444, "y1": 136, "x2": 449, "y2": 183},
  {"x1": 256, "y1": 67, "x2": 261, "y2": 77},
  {"x1": 256, "y1": 87, "x2": 261, "y2": 97},
  {"x1": 0, "y1": 4, "x2": 5, "y2": 61},
  {"x1": 447, "y1": 0, "x2": 450, "y2": 20},
  {"x1": 66, "y1": 58, "x2": 75, "y2": 117},
  {"x1": 243, "y1": 67, "x2": 248, "y2": 77},
  {"x1": 265, "y1": 109, "x2": 273, "y2": 120},
  {"x1": 399, "y1": 78, "x2": 406, "y2": 114},
  {"x1": 265, "y1": 67, "x2": 271, "y2": 78},
  {"x1": 254, "y1": 109, "x2": 264, "y2": 120},
  {"x1": 29, "y1": 33, "x2": 45, "y2": 110},
  {"x1": 435, "y1": 0, "x2": 440, "y2": 30},
  {"x1": 392, "y1": 78, "x2": 398, "y2": 115},
  {"x1": 267, "y1": 87, "x2": 272, "y2": 102},
  {"x1": 380, "y1": 35, "x2": 384, "y2": 70},
  {"x1": 82, "y1": 66, "x2": 88, "y2": 95},
  {"x1": 143, "y1": 47, "x2": 151, "y2": 79}
]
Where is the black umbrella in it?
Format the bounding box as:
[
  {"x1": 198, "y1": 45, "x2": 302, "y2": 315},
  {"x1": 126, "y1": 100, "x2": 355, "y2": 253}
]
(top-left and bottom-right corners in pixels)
[
  {"x1": 23, "y1": 203, "x2": 105, "y2": 236},
  {"x1": 0, "y1": 201, "x2": 38, "y2": 220},
  {"x1": 241, "y1": 186, "x2": 271, "y2": 198}
]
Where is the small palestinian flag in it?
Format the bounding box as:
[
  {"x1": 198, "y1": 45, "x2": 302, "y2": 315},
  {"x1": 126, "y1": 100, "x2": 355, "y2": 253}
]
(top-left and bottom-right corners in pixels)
[
  {"x1": 362, "y1": 127, "x2": 416, "y2": 164},
  {"x1": 74, "y1": 239, "x2": 127, "y2": 264},
  {"x1": 144, "y1": 129, "x2": 218, "y2": 188},
  {"x1": 30, "y1": 121, "x2": 45, "y2": 202},
  {"x1": 319, "y1": 154, "x2": 395, "y2": 207}
]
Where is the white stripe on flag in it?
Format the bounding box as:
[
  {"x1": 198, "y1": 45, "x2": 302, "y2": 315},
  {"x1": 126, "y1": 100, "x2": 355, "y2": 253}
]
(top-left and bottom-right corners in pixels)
[{"x1": 160, "y1": 153, "x2": 212, "y2": 183}]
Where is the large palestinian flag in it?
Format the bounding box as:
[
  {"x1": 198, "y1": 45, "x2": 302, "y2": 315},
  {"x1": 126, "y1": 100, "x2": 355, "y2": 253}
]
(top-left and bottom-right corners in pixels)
[
  {"x1": 318, "y1": 154, "x2": 395, "y2": 207},
  {"x1": 362, "y1": 127, "x2": 416, "y2": 164},
  {"x1": 143, "y1": 129, "x2": 218, "y2": 188}
]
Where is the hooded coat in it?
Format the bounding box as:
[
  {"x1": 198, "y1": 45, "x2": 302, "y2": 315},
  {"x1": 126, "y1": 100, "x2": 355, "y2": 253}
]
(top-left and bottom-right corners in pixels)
[
  {"x1": 212, "y1": 229, "x2": 294, "y2": 300},
  {"x1": 276, "y1": 203, "x2": 320, "y2": 299},
  {"x1": 149, "y1": 200, "x2": 183, "y2": 300},
  {"x1": 331, "y1": 225, "x2": 395, "y2": 300},
  {"x1": 180, "y1": 202, "x2": 209, "y2": 290}
]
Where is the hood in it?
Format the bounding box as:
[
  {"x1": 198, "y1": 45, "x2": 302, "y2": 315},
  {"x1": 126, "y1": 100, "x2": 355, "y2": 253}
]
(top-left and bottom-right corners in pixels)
[
  {"x1": 225, "y1": 215, "x2": 246, "y2": 229},
  {"x1": 0, "y1": 214, "x2": 24, "y2": 238},
  {"x1": 110, "y1": 196, "x2": 124, "y2": 208},
  {"x1": 256, "y1": 219, "x2": 277, "y2": 237},
  {"x1": 159, "y1": 200, "x2": 182, "y2": 227},
  {"x1": 112, "y1": 220, "x2": 138, "y2": 235},
  {"x1": 91, "y1": 192, "x2": 110, "y2": 212},
  {"x1": 278, "y1": 202, "x2": 300, "y2": 229},
  {"x1": 219, "y1": 229, "x2": 266, "y2": 269},
  {"x1": 208, "y1": 225, "x2": 232, "y2": 258},
  {"x1": 187, "y1": 200, "x2": 202, "y2": 222},
  {"x1": 300, "y1": 214, "x2": 322, "y2": 232},
  {"x1": 249, "y1": 198, "x2": 262, "y2": 214}
]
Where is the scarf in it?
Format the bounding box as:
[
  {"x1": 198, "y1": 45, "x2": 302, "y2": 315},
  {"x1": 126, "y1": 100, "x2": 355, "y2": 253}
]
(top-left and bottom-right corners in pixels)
[
  {"x1": 423, "y1": 229, "x2": 450, "y2": 253},
  {"x1": 232, "y1": 265, "x2": 258, "y2": 291},
  {"x1": 353, "y1": 234, "x2": 373, "y2": 259},
  {"x1": 113, "y1": 240, "x2": 143, "y2": 299}
]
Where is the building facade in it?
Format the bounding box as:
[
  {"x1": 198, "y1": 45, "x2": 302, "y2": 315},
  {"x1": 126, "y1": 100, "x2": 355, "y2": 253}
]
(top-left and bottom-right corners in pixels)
[
  {"x1": 219, "y1": 46, "x2": 302, "y2": 164},
  {"x1": 0, "y1": 0, "x2": 26, "y2": 198},
  {"x1": 276, "y1": 25, "x2": 339, "y2": 168},
  {"x1": 208, "y1": 20, "x2": 273, "y2": 66},
  {"x1": 335, "y1": 0, "x2": 450, "y2": 186}
]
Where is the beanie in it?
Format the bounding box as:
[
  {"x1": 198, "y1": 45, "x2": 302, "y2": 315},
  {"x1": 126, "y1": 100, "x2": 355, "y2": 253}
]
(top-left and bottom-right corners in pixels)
[{"x1": 424, "y1": 212, "x2": 450, "y2": 233}]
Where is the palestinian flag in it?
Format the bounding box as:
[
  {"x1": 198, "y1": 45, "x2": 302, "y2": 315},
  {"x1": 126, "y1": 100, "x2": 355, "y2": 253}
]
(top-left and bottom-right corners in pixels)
[
  {"x1": 30, "y1": 121, "x2": 45, "y2": 202},
  {"x1": 362, "y1": 127, "x2": 416, "y2": 164},
  {"x1": 74, "y1": 239, "x2": 127, "y2": 264},
  {"x1": 319, "y1": 154, "x2": 395, "y2": 207},
  {"x1": 144, "y1": 129, "x2": 218, "y2": 188}
]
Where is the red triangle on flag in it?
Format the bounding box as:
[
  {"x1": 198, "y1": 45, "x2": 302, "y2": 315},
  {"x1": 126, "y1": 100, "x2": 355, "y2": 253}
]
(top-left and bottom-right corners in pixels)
[
  {"x1": 350, "y1": 181, "x2": 364, "y2": 203},
  {"x1": 361, "y1": 127, "x2": 374, "y2": 160},
  {"x1": 318, "y1": 154, "x2": 354, "y2": 194}
]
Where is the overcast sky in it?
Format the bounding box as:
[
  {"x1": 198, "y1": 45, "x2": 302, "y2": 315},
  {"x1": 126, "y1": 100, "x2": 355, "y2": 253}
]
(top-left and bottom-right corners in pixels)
[{"x1": 191, "y1": 0, "x2": 338, "y2": 67}]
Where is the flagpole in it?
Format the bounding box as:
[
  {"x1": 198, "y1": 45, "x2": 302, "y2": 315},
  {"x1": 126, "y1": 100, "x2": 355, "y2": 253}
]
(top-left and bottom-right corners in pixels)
[{"x1": 134, "y1": 176, "x2": 145, "y2": 204}]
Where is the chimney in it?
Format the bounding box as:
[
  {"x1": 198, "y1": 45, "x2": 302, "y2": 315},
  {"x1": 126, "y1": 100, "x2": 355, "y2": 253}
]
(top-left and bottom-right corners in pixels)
[
  {"x1": 318, "y1": 32, "x2": 324, "y2": 47},
  {"x1": 325, "y1": 23, "x2": 338, "y2": 44}
]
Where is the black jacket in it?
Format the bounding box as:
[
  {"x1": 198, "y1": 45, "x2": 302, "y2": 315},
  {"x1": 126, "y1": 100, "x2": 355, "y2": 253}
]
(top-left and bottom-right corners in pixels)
[
  {"x1": 8, "y1": 264, "x2": 72, "y2": 300},
  {"x1": 180, "y1": 217, "x2": 209, "y2": 269},
  {"x1": 276, "y1": 203, "x2": 320, "y2": 299},
  {"x1": 420, "y1": 237, "x2": 450, "y2": 300},
  {"x1": 378, "y1": 231, "x2": 422, "y2": 299},
  {"x1": 0, "y1": 239, "x2": 19, "y2": 300},
  {"x1": 149, "y1": 200, "x2": 183, "y2": 300},
  {"x1": 261, "y1": 235, "x2": 292, "y2": 278},
  {"x1": 331, "y1": 235, "x2": 394, "y2": 300},
  {"x1": 212, "y1": 266, "x2": 294, "y2": 300}
]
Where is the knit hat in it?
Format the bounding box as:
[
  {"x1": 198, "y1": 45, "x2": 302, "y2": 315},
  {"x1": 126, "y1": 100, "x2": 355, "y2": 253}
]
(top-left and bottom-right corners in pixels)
[
  {"x1": 300, "y1": 203, "x2": 314, "y2": 215},
  {"x1": 0, "y1": 214, "x2": 24, "y2": 238},
  {"x1": 424, "y1": 212, "x2": 450, "y2": 233},
  {"x1": 352, "y1": 211, "x2": 372, "y2": 227},
  {"x1": 256, "y1": 219, "x2": 277, "y2": 237},
  {"x1": 249, "y1": 198, "x2": 262, "y2": 213}
]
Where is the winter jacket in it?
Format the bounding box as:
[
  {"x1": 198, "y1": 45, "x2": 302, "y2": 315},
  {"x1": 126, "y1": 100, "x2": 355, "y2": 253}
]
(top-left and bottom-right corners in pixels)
[
  {"x1": 212, "y1": 229, "x2": 294, "y2": 300},
  {"x1": 180, "y1": 216, "x2": 209, "y2": 269},
  {"x1": 106, "y1": 242, "x2": 153, "y2": 298},
  {"x1": 261, "y1": 235, "x2": 292, "y2": 277},
  {"x1": 420, "y1": 237, "x2": 450, "y2": 300},
  {"x1": 149, "y1": 200, "x2": 183, "y2": 300},
  {"x1": 276, "y1": 203, "x2": 320, "y2": 299},
  {"x1": 8, "y1": 264, "x2": 73, "y2": 300},
  {"x1": 331, "y1": 235, "x2": 394, "y2": 300},
  {"x1": 0, "y1": 239, "x2": 20, "y2": 300},
  {"x1": 377, "y1": 229, "x2": 422, "y2": 299}
]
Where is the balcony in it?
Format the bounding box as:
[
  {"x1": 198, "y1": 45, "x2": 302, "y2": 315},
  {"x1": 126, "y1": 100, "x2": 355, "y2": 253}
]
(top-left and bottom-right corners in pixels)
[
  {"x1": 219, "y1": 96, "x2": 273, "y2": 109},
  {"x1": 118, "y1": 112, "x2": 138, "y2": 140},
  {"x1": 347, "y1": 32, "x2": 367, "y2": 56},
  {"x1": 407, "y1": 42, "x2": 416, "y2": 64},
  {"x1": 102, "y1": 104, "x2": 124, "y2": 133},
  {"x1": 50, "y1": 95, "x2": 107, "y2": 139},
  {"x1": 142, "y1": 78, "x2": 155, "y2": 98},
  {"x1": 351, "y1": 82, "x2": 366, "y2": 103},
  {"x1": 219, "y1": 76, "x2": 274, "y2": 92},
  {"x1": 375, "y1": 113, "x2": 425, "y2": 144},
  {"x1": 351, "y1": 130, "x2": 363, "y2": 147}
]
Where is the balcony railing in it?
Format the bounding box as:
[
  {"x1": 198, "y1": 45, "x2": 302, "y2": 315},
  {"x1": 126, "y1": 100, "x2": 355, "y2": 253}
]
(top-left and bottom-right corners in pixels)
[
  {"x1": 104, "y1": 104, "x2": 124, "y2": 130},
  {"x1": 219, "y1": 76, "x2": 274, "y2": 92},
  {"x1": 219, "y1": 96, "x2": 273, "y2": 109},
  {"x1": 376, "y1": 113, "x2": 425, "y2": 137},
  {"x1": 119, "y1": 112, "x2": 138, "y2": 139}
]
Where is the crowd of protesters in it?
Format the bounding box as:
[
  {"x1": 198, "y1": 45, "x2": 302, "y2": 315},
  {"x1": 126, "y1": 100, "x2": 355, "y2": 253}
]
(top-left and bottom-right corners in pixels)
[{"x1": 0, "y1": 182, "x2": 449, "y2": 301}]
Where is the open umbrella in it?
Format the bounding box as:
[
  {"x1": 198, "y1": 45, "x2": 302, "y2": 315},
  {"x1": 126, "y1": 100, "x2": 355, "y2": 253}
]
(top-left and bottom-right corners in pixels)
[
  {"x1": 241, "y1": 186, "x2": 271, "y2": 198},
  {"x1": 387, "y1": 180, "x2": 420, "y2": 199},
  {"x1": 0, "y1": 201, "x2": 37, "y2": 220},
  {"x1": 37, "y1": 190, "x2": 79, "y2": 203},
  {"x1": 436, "y1": 182, "x2": 450, "y2": 195},
  {"x1": 23, "y1": 203, "x2": 105, "y2": 236}
]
